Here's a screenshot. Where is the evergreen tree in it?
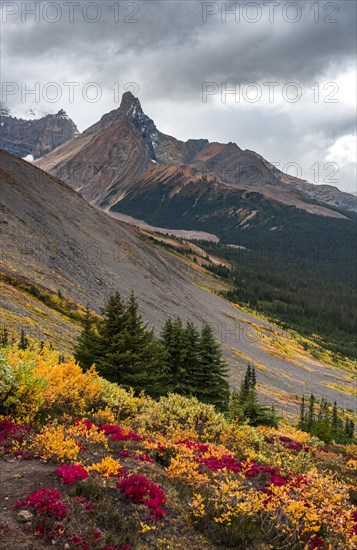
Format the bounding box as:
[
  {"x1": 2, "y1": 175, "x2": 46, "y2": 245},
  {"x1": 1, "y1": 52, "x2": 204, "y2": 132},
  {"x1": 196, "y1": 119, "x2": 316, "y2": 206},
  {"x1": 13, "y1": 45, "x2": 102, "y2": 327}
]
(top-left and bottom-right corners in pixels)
[
  {"x1": 297, "y1": 395, "x2": 354, "y2": 444},
  {"x1": 332, "y1": 401, "x2": 339, "y2": 435},
  {"x1": 18, "y1": 328, "x2": 29, "y2": 350},
  {"x1": 97, "y1": 291, "x2": 168, "y2": 397},
  {"x1": 0, "y1": 328, "x2": 9, "y2": 347},
  {"x1": 115, "y1": 291, "x2": 168, "y2": 397},
  {"x1": 345, "y1": 419, "x2": 354, "y2": 439},
  {"x1": 307, "y1": 394, "x2": 315, "y2": 432},
  {"x1": 160, "y1": 317, "x2": 186, "y2": 393},
  {"x1": 74, "y1": 306, "x2": 99, "y2": 371},
  {"x1": 238, "y1": 364, "x2": 278, "y2": 427},
  {"x1": 251, "y1": 365, "x2": 257, "y2": 388},
  {"x1": 299, "y1": 395, "x2": 306, "y2": 429},
  {"x1": 161, "y1": 318, "x2": 230, "y2": 409},
  {"x1": 198, "y1": 323, "x2": 229, "y2": 411},
  {"x1": 181, "y1": 321, "x2": 202, "y2": 396},
  {"x1": 228, "y1": 391, "x2": 242, "y2": 421}
]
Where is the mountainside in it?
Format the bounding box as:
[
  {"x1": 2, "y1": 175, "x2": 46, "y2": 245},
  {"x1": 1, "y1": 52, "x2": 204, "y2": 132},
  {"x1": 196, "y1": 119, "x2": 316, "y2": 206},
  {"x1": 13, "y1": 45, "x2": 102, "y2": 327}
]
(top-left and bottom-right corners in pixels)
[
  {"x1": 0, "y1": 149, "x2": 355, "y2": 412},
  {"x1": 36, "y1": 92, "x2": 357, "y2": 222},
  {"x1": 0, "y1": 108, "x2": 79, "y2": 159}
]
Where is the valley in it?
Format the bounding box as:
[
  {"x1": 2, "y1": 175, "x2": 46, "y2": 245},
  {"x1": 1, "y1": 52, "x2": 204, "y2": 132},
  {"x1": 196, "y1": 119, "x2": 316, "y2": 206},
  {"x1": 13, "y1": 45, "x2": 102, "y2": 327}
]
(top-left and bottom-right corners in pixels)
[{"x1": 0, "y1": 149, "x2": 355, "y2": 416}]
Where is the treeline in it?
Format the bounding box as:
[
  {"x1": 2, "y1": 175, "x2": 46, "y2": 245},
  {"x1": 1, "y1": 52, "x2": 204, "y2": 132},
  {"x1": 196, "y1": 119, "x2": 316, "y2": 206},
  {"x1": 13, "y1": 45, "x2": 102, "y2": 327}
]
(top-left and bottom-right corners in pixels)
[
  {"x1": 229, "y1": 364, "x2": 278, "y2": 427},
  {"x1": 200, "y1": 242, "x2": 357, "y2": 359},
  {"x1": 74, "y1": 291, "x2": 229, "y2": 410},
  {"x1": 298, "y1": 395, "x2": 355, "y2": 444},
  {"x1": 1, "y1": 327, "x2": 30, "y2": 350}
]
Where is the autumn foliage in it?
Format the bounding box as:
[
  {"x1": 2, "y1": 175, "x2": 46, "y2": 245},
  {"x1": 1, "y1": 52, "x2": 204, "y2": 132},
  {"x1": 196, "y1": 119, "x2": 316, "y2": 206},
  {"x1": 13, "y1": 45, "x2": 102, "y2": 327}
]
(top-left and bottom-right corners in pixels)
[{"x1": 1, "y1": 343, "x2": 356, "y2": 549}]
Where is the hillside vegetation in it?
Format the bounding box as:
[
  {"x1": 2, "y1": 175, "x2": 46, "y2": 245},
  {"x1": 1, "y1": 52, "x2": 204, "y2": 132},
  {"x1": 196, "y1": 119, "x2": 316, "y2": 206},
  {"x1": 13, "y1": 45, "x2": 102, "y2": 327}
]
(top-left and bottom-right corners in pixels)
[
  {"x1": 148, "y1": 235, "x2": 357, "y2": 360},
  {"x1": 1, "y1": 341, "x2": 356, "y2": 549}
]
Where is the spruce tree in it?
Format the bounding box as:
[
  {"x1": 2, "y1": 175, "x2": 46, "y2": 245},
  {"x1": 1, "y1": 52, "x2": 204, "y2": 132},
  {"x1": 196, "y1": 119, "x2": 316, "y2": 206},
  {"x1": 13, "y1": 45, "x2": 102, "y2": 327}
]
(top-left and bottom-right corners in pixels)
[
  {"x1": 228, "y1": 391, "x2": 242, "y2": 421},
  {"x1": 74, "y1": 306, "x2": 99, "y2": 371},
  {"x1": 297, "y1": 396, "x2": 354, "y2": 444},
  {"x1": 238, "y1": 364, "x2": 278, "y2": 427},
  {"x1": 115, "y1": 291, "x2": 168, "y2": 397},
  {"x1": 299, "y1": 396, "x2": 306, "y2": 429},
  {"x1": 19, "y1": 328, "x2": 29, "y2": 350},
  {"x1": 307, "y1": 394, "x2": 315, "y2": 432},
  {"x1": 198, "y1": 323, "x2": 229, "y2": 411},
  {"x1": 97, "y1": 291, "x2": 168, "y2": 397},
  {"x1": 181, "y1": 321, "x2": 202, "y2": 396},
  {"x1": 160, "y1": 317, "x2": 186, "y2": 393},
  {"x1": 0, "y1": 328, "x2": 9, "y2": 347},
  {"x1": 345, "y1": 419, "x2": 354, "y2": 440},
  {"x1": 332, "y1": 401, "x2": 339, "y2": 435}
]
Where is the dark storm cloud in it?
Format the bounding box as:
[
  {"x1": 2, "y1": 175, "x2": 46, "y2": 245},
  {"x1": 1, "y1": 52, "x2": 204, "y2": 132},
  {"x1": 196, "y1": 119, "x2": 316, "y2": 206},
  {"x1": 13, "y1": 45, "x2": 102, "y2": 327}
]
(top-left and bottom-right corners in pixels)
[
  {"x1": 1, "y1": 0, "x2": 356, "y2": 192},
  {"x1": 2, "y1": 1, "x2": 355, "y2": 84}
]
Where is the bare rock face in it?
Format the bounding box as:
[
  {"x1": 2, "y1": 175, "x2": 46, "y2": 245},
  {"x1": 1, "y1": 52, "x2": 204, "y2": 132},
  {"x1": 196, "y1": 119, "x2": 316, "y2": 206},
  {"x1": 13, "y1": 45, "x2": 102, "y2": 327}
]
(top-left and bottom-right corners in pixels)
[{"x1": 0, "y1": 108, "x2": 79, "y2": 159}]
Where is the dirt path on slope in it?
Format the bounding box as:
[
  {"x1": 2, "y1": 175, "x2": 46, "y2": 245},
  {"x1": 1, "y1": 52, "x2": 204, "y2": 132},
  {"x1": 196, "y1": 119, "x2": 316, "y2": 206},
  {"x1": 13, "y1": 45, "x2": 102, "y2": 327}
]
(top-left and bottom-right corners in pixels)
[{"x1": 0, "y1": 458, "x2": 59, "y2": 549}]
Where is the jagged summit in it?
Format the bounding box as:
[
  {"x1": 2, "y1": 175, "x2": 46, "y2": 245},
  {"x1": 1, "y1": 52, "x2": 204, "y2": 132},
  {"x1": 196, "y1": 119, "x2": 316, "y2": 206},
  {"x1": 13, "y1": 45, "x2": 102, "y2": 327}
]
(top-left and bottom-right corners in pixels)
[
  {"x1": 36, "y1": 92, "x2": 357, "y2": 215},
  {"x1": 119, "y1": 91, "x2": 142, "y2": 113}
]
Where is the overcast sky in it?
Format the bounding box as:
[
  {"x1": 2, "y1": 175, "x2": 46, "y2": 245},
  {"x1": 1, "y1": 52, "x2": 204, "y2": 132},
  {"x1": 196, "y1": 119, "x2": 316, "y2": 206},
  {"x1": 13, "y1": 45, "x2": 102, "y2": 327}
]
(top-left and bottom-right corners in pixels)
[{"x1": 1, "y1": 0, "x2": 356, "y2": 193}]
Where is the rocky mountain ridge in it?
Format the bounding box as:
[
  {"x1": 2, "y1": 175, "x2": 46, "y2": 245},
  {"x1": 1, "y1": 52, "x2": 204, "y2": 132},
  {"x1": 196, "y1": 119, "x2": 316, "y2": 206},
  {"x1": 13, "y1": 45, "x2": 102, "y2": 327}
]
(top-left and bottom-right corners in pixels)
[
  {"x1": 36, "y1": 92, "x2": 357, "y2": 222},
  {"x1": 0, "y1": 108, "x2": 79, "y2": 159}
]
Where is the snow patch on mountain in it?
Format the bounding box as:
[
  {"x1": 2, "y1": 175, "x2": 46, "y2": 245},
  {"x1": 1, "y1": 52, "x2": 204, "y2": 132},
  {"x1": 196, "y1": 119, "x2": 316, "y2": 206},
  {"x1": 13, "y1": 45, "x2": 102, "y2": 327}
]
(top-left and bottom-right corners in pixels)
[
  {"x1": 8, "y1": 107, "x2": 50, "y2": 121},
  {"x1": 23, "y1": 154, "x2": 34, "y2": 162}
]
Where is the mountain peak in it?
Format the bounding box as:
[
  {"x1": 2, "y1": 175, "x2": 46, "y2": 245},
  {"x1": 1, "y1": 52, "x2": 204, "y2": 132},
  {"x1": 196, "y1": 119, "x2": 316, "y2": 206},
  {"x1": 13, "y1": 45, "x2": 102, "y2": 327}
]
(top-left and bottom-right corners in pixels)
[{"x1": 119, "y1": 91, "x2": 141, "y2": 114}]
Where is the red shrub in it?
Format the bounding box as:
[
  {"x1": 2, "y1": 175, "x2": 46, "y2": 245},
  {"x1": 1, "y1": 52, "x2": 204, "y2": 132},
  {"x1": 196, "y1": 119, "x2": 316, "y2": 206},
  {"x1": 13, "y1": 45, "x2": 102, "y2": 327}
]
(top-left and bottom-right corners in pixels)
[
  {"x1": 175, "y1": 440, "x2": 209, "y2": 453},
  {"x1": 309, "y1": 535, "x2": 325, "y2": 548},
  {"x1": 100, "y1": 424, "x2": 142, "y2": 442},
  {"x1": 244, "y1": 463, "x2": 278, "y2": 478},
  {"x1": 198, "y1": 454, "x2": 242, "y2": 473},
  {"x1": 268, "y1": 435, "x2": 309, "y2": 452},
  {"x1": 269, "y1": 474, "x2": 288, "y2": 487},
  {"x1": 54, "y1": 464, "x2": 88, "y2": 485},
  {"x1": 0, "y1": 418, "x2": 33, "y2": 458},
  {"x1": 117, "y1": 475, "x2": 166, "y2": 520},
  {"x1": 119, "y1": 450, "x2": 153, "y2": 463},
  {"x1": 72, "y1": 496, "x2": 94, "y2": 511},
  {"x1": 14, "y1": 488, "x2": 69, "y2": 520},
  {"x1": 73, "y1": 419, "x2": 96, "y2": 431}
]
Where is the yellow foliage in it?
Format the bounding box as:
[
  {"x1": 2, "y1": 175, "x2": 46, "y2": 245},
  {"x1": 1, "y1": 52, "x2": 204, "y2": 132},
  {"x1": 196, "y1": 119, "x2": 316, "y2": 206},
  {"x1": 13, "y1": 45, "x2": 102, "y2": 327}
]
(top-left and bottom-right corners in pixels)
[
  {"x1": 346, "y1": 444, "x2": 357, "y2": 459},
  {"x1": 87, "y1": 456, "x2": 122, "y2": 478},
  {"x1": 89, "y1": 407, "x2": 116, "y2": 425},
  {"x1": 31, "y1": 423, "x2": 80, "y2": 462},
  {"x1": 258, "y1": 424, "x2": 312, "y2": 444},
  {"x1": 140, "y1": 522, "x2": 156, "y2": 533},
  {"x1": 191, "y1": 493, "x2": 205, "y2": 518},
  {"x1": 167, "y1": 453, "x2": 209, "y2": 487},
  {"x1": 2, "y1": 342, "x2": 356, "y2": 549},
  {"x1": 34, "y1": 358, "x2": 101, "y2": 415},
  {"x1": 220, "y1": 421, "x2": 265, "y2": 457},
  {"x1": 1, "y1": 346, "x2": 101, "y2": 419},
  {"x1": 67, "y1": 423, "x2": 109, "y2": 449}
]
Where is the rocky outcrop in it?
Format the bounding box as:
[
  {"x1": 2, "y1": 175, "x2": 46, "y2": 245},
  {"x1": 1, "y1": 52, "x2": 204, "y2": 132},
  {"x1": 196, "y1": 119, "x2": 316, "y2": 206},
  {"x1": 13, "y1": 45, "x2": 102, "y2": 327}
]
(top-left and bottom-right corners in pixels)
[{"x1": 0, "y1": 108, "x2": 79, "y2": 159}]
